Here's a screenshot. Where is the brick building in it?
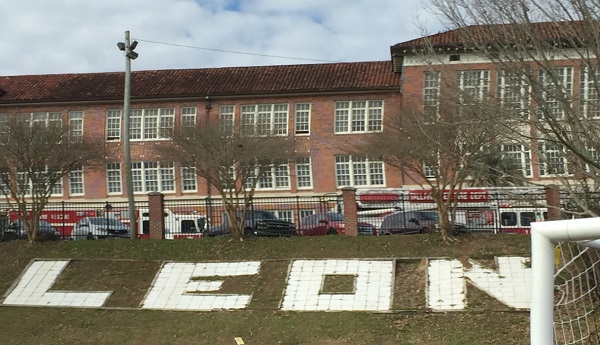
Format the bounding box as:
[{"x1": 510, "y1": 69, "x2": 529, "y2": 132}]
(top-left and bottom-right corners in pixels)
[{"x1": 0, "y1": 62, "x2": 403, "y2": 202}]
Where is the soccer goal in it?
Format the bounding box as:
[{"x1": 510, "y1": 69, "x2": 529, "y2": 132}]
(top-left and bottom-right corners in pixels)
[{"x1": 531, "y1": 218, "x2": 600, "y2": 345}]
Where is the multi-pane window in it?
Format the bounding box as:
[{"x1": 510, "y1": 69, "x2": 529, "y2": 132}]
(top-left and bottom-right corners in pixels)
[
  {"x1": 241, "y1": 104, "x2": 288, "y2": 135},
  {"x1": 295, "y1": 157, "x2": 312, "y2": 189},
  {"x1": 106, "y1": 110, "x2": 121, "y2": 141},
  {"x1": 131, "y1": 161, "x2": 175, "y2": 193},
  {"x1": 274, "y1": 210, "x2": 293, "y2": 222},
  {"x1": 538, "y1": 67, "x2": 573, "y2": 119},
  {"x1": 334, "y1": 101, "x2": 384, "y2": 133},
  {"x1": 69, "y1": 167, "x2": 84, "y2": 195},
  {"x1": 256, "y1": 161, "x2": 290, "y2": 190},
  {"x1": 538, "y1": 142, "x2": 569, "y2": 176},
  {"x1": 181, "y1": 166, "x2": 197, "y2": 192},
  {"x1": 17, "y1": 112, "x2": 62, "y2": 127},
  {"x1": 219, "y1": 105, "x2": 235, "y2": 132},
  {"x1": 580, "y1": 67, "x2": 600, "y2": 118},
  {"x1": 294, "y1": 103, "x2": 311, "y2": 135},
  {"x1": 497, "y1": 71, "x2": 530, "y2": 118},
  {"x1": 501, "y1": 144, "x2": 532, "y2": 177},
  {"x1": 334, "y1": 155, "x2": 385, "y2": 187},
  {"x1": 106, "y1": 163, "x2": 122, "y2": 194},
  {"x1": 456, "y1": 70, "x2": 490, "y2": 101},
  {"x1": 69, "y1": 111, "x2": 83, "y2": 143},
  {"x1": 181, "y1": 107, "x2": 196, "y2": 128},
  {"x1": 0, "y1": 113, "x2": 9, "y2": 142},
  {"x1": 16, "y1": 167, "x2": 62, "y2": 196},
  {"x1": 299, "y1": 209, "x2": 315, "y2": 220},
  {"x1": 423, "y1": 163, "x2": 437, "y2": 178},
  {"x1": 130, "y1": 108, "x2": 175, "y2": 140},
  {"x1": 423, "y1": 72, "x2": 440, "y2": 121}
]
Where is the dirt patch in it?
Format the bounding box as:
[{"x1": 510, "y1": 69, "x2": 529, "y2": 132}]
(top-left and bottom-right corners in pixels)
[
  {"x1": 393, "y1": 258, "x2": 427, "y2": 310},
  {"x1": 321, "y1": 274, "x2": 356, "y2": 294}
]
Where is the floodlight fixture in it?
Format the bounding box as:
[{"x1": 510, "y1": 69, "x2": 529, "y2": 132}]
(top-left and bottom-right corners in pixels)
[
  {"x1": 117, "y1": 42, "x2": 126, "y2": 51},
  {"x1": 130, "y1": 40, "x2": 138, "y2": 50}
]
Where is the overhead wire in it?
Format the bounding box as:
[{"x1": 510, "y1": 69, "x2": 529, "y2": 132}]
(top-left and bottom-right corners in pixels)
[{"x1": 132, "y1": 38, "x2": 341, "y2": 63}]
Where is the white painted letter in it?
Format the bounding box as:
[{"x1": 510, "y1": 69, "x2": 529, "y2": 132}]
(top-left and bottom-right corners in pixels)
[
  {"x1": 281, "y1": 259, "x2": 394, "y2": 311},
  {"x1": 141, "y1": 261, "x2": 261, "y2": 310},
  {"x1": 3, "y1": 260, "x2": 111, "y2": 307}
]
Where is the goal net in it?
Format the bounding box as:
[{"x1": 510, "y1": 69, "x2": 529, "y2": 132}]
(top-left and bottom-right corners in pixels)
[{"x1": 531, "y1": 218, "x2": 600, "y2": 345}]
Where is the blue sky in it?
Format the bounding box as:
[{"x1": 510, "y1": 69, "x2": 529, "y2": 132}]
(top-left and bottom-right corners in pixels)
[{"x1": 0, "y1": 0, "x2": 442, "y2": 76}]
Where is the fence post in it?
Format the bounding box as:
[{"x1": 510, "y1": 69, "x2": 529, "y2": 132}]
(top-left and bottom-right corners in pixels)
[
  {"x1": 342, "y1": 187, "x2": 358, "y2": 236},
  {"x1": 544, "y1": 185, "x2": 561, "y2": 221},
  {"x1": 148, "y1": 192, "x2": 165, "y2": 239}
]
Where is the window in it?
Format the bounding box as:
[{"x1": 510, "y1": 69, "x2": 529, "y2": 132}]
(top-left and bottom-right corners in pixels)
[
  {"x1": 17, "y1": 112, "x2": 62, "y2": 127},
  {"x1": 334, "y1": 155, "x2": 385, "y2": 187},
  {"x1": 538, "y1": 142, "x2": 569, "y2": 176},
  {"x1": 501, "y1": 144, "x2": 532, "y2": 177},
  {"x1": 0, "y1": 113, "x2": 9, "y2": 142},
  {"x1": 334, "y1": 101, "x2": 383, "y2": 133},
  {"x1": 497, "y1": 71, "x2": 530, "y2": 119},
  {"x1": 580, "y1": 67, "x2": 600, "y2": 118},
  {"x1": 295, "y1": 157, "x2": 312, "y2": 189},
  {"x1": 131, "y1": 161, "x2": 175, "y2": 193},
  {"x1": 456, "y1": 70, "x2": 490, "y2": 101},
  {"x1": 181, "y1": 107, "x2": 196, "y2": 128},
  {"x1": 423, "y1": 72, "x2": 440, "y2": 122},
  {"x1": 537, "y1": 67, "x2": 573, "y2": 119},
  {"x1": 253, "y1": 161, "x2": 290, "y2": 190},
  {"x1": 294, "y1": 103, "x2": 311, "y2": 135},
  {"x1": 106, "y1": 163, "x2": 122, "y2": 194},
  {"x1": 241, "y1": 104, "x2": 288, "y2": 135},
  {"x1": 423, "y1": 163, "x2": 437, "y2": 178},
  {"x1": 299, "y1": 209, "x2": 315, "y2": 221},
  {"x1": 69, "y1": 111, "x2": 83, "y2": 143},
  {"x1": 274, "y1": 210, "x2": 293, "y2": 222},
  {"x1": 106, "y1": 110, "x2": 121, "y2": 141},
  {"x1": 15, "y1": 166, "x2": 62, "y2": 196},
  {"x1": 130, "y1": 108, "x2": 175, "y2": 140},
  {"x1": 69, "y1": 167, "x2": 84, "y2": 195},
  {"x1": 219, "y1": 105, "x2": 235, "y2": 132},
  {"x1": 181, "y1": 166, "x2": 197, "y2": 192}
]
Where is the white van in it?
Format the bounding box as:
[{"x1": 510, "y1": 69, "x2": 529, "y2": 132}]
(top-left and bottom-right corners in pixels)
[{"x1": 137, "y1": 209, "x2": 207, "y2": 239}]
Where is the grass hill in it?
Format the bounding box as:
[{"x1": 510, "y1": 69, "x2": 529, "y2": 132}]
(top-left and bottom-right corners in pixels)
[{"x1": 0, "y1": 234, "x2": 531, "y2": 345}]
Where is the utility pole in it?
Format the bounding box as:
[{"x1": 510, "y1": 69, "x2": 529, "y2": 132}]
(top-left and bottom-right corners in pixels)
[{"x1": 117, "y1": 31, "x2": 139, "y2": 239}]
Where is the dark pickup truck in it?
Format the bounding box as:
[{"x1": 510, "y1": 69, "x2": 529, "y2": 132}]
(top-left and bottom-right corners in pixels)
[{"x1": 207, "y1": 210, "x2": 297, "y2": 237}]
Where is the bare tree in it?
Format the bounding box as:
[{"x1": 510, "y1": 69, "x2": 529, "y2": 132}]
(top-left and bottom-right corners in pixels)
[
  {"x1": 426, "y1": 0, "x2": 600, "y2": 216},
  {"x1": 0, "y1": 118, "x2": 106, "y2": 242},
  {"x1": 156, "y1": 122, "x2": 294, "y2": 240},
  {"x1": 361, "y1": 84, "x2": 509, "y2": 240}
]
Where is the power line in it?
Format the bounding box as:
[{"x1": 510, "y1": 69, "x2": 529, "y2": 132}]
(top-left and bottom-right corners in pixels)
[{"x1": 132, "y1": 38, "x2": 341, "y2": 63}]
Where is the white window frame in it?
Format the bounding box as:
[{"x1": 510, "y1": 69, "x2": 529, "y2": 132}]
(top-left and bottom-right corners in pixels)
[
  {"x1": 294, "y1": 103, "x2": 311, "y2": 135},
  {"x1": 241, "y1": 104, "x2": 289, "y2": 136},
  {"x1": 106, "y1": 163, "x2": 122, "y2": 194},
  {"x1": 456, "y1": 70, "x2": 490, "y2": 101},
  {"x1": 106, "y1": 110, "x2": 121, "y2": 141},
  {"x1": 274, "y1": 210, "x2": 293, "y2": 223},
  {"x1": 295, "y1": 156, "x2": 313, "y2": 189},
  {"x1": 537, "y1": 67, "x2": 573, "y2": 119},
  {"x1": 180, "y1": 107, "x2": 197, "y2": 128},
  {"x1": 219, "y1": 105, "x2": 235, "y2": 132},
  {"x1": 129, "y1": 108, "x2": 175, "y2": 140},
  {"x1": 17, "y1": 112, "x2": 62, "y2": 128},
  {"x1": 298, "y1": 209, "x2": 315, "y2": 221},
  {"x1": 334, "y1": 155, "x2": 385, "y2": 187},
  {"x1": 68, "y1": 166, "x2": 84, "y2": 196},
  {"x1": 334, "y1": 101, "x2": 384, "y2": 134},
  {"x1": 16, "y1": 166, "x2": 63, "y2": 196},
  {"x1": 181, "y1": 165, "x2": 197, "y2": 192},
  {"x1": 254, "y1": 162, "x2": 290, "y2": 190},
  {"x1": 497, "y1": 71, "x2": 531, "y2": 119},
  {"x1": 423, "y1": 72, "x2": 440, "y2": 122},
  {"x1": 538, "y1": 142, "x2": 569, "y2": 176},
  {"x1": 501, "y1": 143, "x2": 532, "y2": 177},
  {"x1": 131, "y1": 161, "x2": 176, "y2": 193},
  {"x1": 68, "y1": 111, "x2": 84, "y2": 143},
  {"x1": 580, "y1": 67, "x2": 600, "y2": 118}
]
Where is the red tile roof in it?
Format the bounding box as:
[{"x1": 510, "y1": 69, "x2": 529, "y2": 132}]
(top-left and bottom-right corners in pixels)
[
  {"x1": 0, "y1": 61, "x2": 400, "y2": 105},
  {"x1": 391, "y1": 20, "x2": 591, "y2": 54}
]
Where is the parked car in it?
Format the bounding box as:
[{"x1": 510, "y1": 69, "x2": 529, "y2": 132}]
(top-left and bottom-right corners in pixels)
[
  {"x1": 379, "y1": 210, "x2": 467, "y2": 235},
  {"x1": 297, "y1": 212, "x2": 376, "y2": 236},
  {"x1": 206, "y1": 210, "x2": 296, "y2": 237},
  {"x1": 71, "y1": 217, "x2": 130, "y2": 240},
  {"x1": 1, "y1": 220, "x2": 61, "y2": 242}
]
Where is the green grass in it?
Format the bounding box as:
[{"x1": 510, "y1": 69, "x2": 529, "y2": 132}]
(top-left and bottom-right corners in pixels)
[{"x1": 0, "y1": 234, "x2": 532, "y2": 345}]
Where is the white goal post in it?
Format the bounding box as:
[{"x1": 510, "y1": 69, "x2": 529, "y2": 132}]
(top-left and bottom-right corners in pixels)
[{"x1": 531, "y1": 217, "x2": 600, "y2": 345}]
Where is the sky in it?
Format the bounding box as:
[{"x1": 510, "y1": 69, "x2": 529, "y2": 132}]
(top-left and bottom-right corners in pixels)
[{"x1": 1, "y1": 0, "x2": 444, "y2": 76}]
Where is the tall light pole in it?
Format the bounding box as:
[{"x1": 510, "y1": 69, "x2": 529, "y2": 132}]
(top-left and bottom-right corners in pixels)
[{"x1": 117, "y1": 31, "x2": 138, "y2": 240}]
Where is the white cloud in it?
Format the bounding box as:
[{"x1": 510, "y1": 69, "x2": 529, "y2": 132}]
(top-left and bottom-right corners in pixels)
[{"x1": 0, "y1": 0, "x2": 440, "y2": 76}]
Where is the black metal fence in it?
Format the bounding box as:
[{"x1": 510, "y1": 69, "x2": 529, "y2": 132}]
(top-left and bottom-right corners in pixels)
[{"x1": 2, "y1": 188, "x2": 597, "y2": 240}]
